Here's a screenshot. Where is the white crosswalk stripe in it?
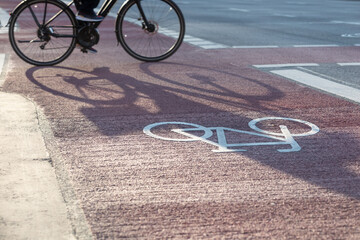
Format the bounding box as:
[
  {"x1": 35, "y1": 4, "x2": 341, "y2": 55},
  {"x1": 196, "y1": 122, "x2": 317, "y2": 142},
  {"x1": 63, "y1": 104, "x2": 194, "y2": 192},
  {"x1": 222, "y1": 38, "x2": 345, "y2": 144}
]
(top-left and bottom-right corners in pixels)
[{"x1": 0, "y1": 8, "x2": 9, "y2": 34}]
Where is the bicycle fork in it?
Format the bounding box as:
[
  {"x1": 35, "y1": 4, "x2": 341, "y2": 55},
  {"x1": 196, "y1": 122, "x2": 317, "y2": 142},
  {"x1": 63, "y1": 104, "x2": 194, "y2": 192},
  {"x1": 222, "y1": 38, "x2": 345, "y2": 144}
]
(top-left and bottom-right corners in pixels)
[{"x1": 135, "y1": 0, "x2": 156, "y2": 33}]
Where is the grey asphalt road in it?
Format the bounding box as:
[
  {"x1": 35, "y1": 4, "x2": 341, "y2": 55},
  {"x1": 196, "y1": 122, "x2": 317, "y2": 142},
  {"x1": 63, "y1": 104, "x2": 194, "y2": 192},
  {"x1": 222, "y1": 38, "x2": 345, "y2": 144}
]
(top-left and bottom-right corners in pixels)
[
  {"x1": 174, "y1": 0, "x2": 360, "y2": 90},
  {"x1": 176, "y1": 0, "x2": 360, "y2": 47},
  {"x1": 103, "y1": 0, "x2": 360, "y2": 89},
  {"x1": 103, "y1": 0, "x2": 360, "y2": 47}
]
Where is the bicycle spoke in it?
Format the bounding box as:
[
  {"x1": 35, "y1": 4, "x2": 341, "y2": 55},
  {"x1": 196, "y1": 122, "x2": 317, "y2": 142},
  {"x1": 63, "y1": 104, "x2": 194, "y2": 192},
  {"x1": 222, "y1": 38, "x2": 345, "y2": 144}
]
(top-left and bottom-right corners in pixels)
[
  {"x1": 28, "y1": 4, "x2": 41, "y2": 27},
  {"x1": 18, "y1": 38, "x2": 43, "y2": 43},
  {"x1": 9, "y1": 0, "x2": 76, "y2": 65},
  {"x1": 118, "y1": 0, "x2": 185, "y2": 61},
  {"x1": 43, "y1": 1, "x2": 48, "y2": 25}
]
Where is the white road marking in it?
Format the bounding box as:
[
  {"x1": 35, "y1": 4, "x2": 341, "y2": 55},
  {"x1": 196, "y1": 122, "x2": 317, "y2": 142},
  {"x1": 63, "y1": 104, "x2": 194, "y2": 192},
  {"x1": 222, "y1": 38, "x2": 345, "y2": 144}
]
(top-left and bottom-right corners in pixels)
[
  {"x1": 233, "y1": 45, "x2": 279, "y2": 49},
  {"x1": 341, "y1": 33, "x2": 360, "y2": 38},
  {"x1": 271, "y1": 69, "x2": 360, "y2": 104},
  {"x1": 293, "y1": 44, "x2": 339, "y2": 48},
  {"x1": 337, "y1": 62, "x2": 360, "y2": 66},
  {"x1": 0, "y1": 8, "x2": 9, "y2": 34},
  {"x1": 232, "y1": 44, "x2": 357, "y2": 49},
  {"x1": 286, "y1": 1, "x2": 307, "y2": 4},
  {"x1": 184, "y1": 35, "x2": 228, "y2": 49},
  {"x1": 229, "y1": 8, "x2": 249, "y2": 12},
  {"x1": 331, "y1": 21, "x2": 360, "y2": 25},
  {"x1": 144, "y1": 117, "x2": 319, "y2": 153},
  {"x1": 272, "y1": 13, "x2": 296, "y2": 18},
  {"x1": 254, "y1": 63, "x2": 319, "y2": 68}
]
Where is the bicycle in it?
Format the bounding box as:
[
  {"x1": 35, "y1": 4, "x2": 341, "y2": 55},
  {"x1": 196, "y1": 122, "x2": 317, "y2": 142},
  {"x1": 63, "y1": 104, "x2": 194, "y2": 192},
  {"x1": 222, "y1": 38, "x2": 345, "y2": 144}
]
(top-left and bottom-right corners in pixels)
[{"x1": 7, "y1": 0, "x2": 185, "y2": 66}]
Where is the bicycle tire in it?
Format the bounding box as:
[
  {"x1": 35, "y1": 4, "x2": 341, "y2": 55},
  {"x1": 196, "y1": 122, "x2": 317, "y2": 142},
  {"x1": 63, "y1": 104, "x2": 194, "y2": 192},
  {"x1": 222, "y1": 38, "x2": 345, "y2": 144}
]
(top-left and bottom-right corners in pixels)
[
  {"x1": 116, "y1": 0, "x2": 185, "y2": 62},
  {"x1": 8, "y1": 0, "x2": 77, "y2": 66}
]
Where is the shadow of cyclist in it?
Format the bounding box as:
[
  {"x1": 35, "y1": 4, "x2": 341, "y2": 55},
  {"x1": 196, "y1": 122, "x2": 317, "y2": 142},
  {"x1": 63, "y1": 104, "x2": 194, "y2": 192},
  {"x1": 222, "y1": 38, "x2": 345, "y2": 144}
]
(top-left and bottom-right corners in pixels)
[{"x1": 23, "y1": 62, "x2": 360, "y2": 202}]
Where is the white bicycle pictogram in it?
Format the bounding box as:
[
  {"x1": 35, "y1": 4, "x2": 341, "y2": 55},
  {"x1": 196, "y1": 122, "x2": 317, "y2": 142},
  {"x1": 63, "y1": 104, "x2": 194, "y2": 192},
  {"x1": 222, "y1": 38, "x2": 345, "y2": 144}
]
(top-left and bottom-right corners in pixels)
[{"x1": 143, "y1": 117, "x2": 320, "y2": 153}]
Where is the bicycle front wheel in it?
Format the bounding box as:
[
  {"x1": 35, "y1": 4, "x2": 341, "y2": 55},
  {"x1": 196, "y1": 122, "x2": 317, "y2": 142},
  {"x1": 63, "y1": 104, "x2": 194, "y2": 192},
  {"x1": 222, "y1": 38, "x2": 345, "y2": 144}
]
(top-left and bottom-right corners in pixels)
[
  {"x1": 117, "y1": 0, "x2": 185, "y2": 62},
  {"x1": 8, "y1": 0, "x2": 77, "y2": 66}
]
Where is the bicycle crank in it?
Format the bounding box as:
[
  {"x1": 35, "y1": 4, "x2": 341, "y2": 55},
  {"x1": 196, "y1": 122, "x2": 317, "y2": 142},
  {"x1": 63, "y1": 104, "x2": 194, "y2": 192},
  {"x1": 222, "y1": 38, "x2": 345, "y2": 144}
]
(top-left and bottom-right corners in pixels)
[{"x1": 77, "y1": 25, "x2": 100, "y2": 49}]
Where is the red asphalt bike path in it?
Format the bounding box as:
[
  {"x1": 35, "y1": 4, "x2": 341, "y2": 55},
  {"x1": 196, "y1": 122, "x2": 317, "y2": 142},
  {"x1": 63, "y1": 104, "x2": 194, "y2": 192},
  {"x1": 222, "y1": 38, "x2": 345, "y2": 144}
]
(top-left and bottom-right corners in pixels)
[{"x1": 1, "y1": 1, "x2": 360, "y2": 238}]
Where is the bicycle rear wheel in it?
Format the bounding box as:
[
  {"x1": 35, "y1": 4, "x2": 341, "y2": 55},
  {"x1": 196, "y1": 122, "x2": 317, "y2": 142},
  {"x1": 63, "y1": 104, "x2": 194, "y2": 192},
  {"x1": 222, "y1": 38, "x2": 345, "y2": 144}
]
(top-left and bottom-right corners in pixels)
[
  {"x1": 116, "y1": 0, "x2": 185, "y2": 62},
  {"x1": 8, "y1": 0, "x2": 77, "y2": 66}
]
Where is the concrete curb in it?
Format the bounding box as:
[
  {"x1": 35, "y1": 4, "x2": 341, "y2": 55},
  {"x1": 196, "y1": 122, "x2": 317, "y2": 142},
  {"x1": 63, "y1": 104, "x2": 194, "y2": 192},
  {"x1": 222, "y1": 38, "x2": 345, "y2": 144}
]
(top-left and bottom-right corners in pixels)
[
  {"x1": 36, "y1": 104, "x2": 94, "y2": 240},
  {"x1": 0, "y1": 91, "x2": 75, "y2": 239},
  {"x1": 0, "y1": 50, "x2": 92, "y2": 238}
]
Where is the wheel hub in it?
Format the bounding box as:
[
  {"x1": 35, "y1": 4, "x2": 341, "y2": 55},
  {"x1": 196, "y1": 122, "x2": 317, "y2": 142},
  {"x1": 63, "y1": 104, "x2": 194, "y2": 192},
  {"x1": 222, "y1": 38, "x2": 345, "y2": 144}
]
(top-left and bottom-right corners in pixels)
[
  {"x1": 37, "y1": 26, "x2": 51, "y2": 42},
  {"x1": 143, "y1": 21, "x2": 159, "y2": 35}
]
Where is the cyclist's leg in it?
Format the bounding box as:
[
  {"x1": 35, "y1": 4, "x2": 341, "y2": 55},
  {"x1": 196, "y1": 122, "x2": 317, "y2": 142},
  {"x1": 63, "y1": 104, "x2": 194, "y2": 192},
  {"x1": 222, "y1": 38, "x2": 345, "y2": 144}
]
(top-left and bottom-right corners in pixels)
[{"x1": 75, "y1": 0, "x2": 103, "y2": 22}]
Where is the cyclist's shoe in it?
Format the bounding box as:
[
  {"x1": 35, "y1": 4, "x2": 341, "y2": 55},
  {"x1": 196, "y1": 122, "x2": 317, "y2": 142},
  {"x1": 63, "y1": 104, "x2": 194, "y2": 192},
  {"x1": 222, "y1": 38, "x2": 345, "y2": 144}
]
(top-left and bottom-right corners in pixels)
[
  {"x1": 76, "y1": 44, "x2": 98, "y2": 54},
  {"x1": 86, "y1": 47, "x2": 97, "y2": 54},
  {"x1": 76, "y1": 11, "x2": 103, "y2": 22}
]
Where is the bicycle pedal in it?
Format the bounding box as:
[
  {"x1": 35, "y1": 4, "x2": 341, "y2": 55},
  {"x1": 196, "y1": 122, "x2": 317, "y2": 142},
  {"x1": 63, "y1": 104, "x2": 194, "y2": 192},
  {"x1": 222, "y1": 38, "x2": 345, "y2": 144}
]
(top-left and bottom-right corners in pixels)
[{"x1": 81, "y1": 48, "x2": 88, "y2": 53}]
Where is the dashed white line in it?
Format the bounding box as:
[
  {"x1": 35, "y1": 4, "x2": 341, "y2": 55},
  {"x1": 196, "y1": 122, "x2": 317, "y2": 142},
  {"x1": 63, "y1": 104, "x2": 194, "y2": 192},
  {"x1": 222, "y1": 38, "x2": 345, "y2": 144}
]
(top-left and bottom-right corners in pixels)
[
  {"x1": 229, "y1": 8, "x2": 249, "y2": 12},
  {"x1": 337, "y1": 62, "x2": 360, "y2": 66},
  {"x1": 231, "y1": 44, "x2": 358, "y2": 49},
  {"x1": 341, "y1": 33, "x2": 360, "y2": 38},
  {"x1": 272, "y1": 13, "x2": 296, "y2": 18},
  {"x1": 184, "y1": 35, "x2": 227, "y2": 49},
  {"x1": 293, "y1": 44, "x2": 339, "y2": 48},
  {"x1": 331, "y1": 21, "x2": 360, "y2": 25},
  {"x1": 254, "y1": 63, "x2": 319, "y2": 68},
  {"x1": 233, "y1": 45, "x2": 279, "y2": 49},
  {"x1": 271, "y1": 69, "x2": 360, "y2": 104},
  {"x1": 286, "y1": 1, "x2": 307, "y2": 5}
]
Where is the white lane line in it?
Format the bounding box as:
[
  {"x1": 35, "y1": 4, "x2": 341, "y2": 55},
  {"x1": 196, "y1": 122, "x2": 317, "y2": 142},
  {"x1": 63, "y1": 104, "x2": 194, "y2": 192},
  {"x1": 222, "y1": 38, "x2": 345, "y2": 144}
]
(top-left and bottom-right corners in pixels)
[
  {"x1": 233, "y1": 45, "x2": 279, "y2": 49},
  {"x1": 337, "y1": 62, "x2": 360, "y2": 66},
  {"x1": 331, "y1": 21, "x2": 360, "y2": 25},
  {"x1": 286, "y1": 1, "x2": 307, "y2": 4},
  {"x1": 229, "y1": 8, "x2": 249, "y2": 12},
  {"x1": 254, "y1": 63, "x2": 319, "y2": 68},
  {"x1": 184, "y1": 35, "x2": 228, "y2": 49},
  {"x1": 293, "y1": 44, "x2": 339, "y2": 48},
  {"x1": 201, "y1": 44, "x2": 229, "y2": 49},
  {"x1": 271, "y1": 69, "x2": 360, "y2": 104},
  {"x1": 272, "y1": 13, "x2": 296, "y2": 18},
  {"x1": 233, "y1": 44, "x2": 354, "y2": 49},
  {"x1": 341, "y1": 33, "x2": 360, "y2": 38}
]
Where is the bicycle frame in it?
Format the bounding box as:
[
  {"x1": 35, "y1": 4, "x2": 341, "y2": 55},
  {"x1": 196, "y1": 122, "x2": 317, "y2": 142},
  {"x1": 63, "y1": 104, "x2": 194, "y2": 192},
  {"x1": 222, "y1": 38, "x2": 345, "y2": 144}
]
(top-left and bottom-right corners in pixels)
[
  {"x1": 8, "y1": 0, "x2": 151, "y2": 38},
  {"x1": 96, "y1": 0, "x2": 151, "y2": 29}
]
